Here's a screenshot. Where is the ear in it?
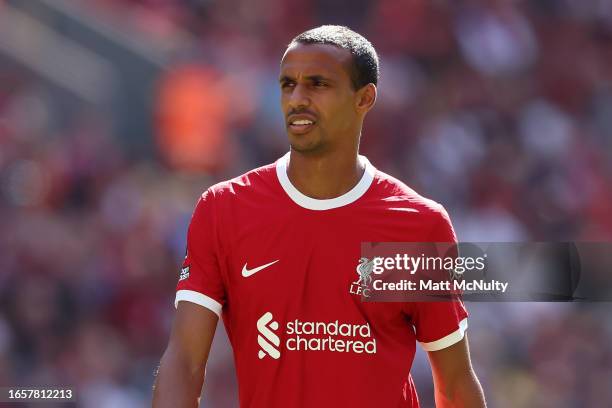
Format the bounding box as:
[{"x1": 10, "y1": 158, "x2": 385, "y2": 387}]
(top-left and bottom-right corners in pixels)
[{"x1": 355, "y1": 83, "x2": 377, "y2": 114}]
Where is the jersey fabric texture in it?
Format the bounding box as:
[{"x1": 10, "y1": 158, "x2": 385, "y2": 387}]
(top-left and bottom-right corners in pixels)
[{"x1": 176, "y1": 152, "x2": 468, "y2": 408}]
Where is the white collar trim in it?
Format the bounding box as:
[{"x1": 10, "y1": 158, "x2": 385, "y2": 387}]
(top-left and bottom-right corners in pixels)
[{"x1": 275, "y1": 152, "x2": 375, "y2": 210}]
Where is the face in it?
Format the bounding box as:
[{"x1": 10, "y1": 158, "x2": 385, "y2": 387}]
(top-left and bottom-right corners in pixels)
[{"x1": 279, "y1": 43, "x2": 369, "y2": 154}]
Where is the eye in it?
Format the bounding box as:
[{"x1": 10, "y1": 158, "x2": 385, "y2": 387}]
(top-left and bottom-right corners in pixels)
[
  {"x1": 281, "y1": 82, "x2": 295, "y2": 89},
  {"x1": 313, "y1": 81, "x2": 327, "y2": 88}
]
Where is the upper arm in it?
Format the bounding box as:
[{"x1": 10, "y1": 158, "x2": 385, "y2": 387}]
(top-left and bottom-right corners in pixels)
[
  {"x1": 427, "y1": 335, "x2": 473, "y2": 384},
  {"x1": 166, "y1": 301, "x2": 219, "y2": 369},
  {"x1": 426, "y1": 335, "x2": 487, "y2": 407},
  {"x1": 153, "y1": 191, "x2": 225, "y2": 407},
  {"x1": 168, "y1": 189, "x2": 227, "y2": 368},
  {"x1": 153, "y1": 301, "x2": 218, "y2": 408}
]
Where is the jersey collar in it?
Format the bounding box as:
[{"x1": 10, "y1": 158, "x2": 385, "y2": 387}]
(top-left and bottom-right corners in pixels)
[{"x1": 275, "y1": 152, "x2": 376, "y2": 211}]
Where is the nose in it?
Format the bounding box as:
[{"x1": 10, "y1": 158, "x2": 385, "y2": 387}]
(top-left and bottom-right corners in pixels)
[{"x1": 287, "y1": 83, "x2": 310, "y2": 110}]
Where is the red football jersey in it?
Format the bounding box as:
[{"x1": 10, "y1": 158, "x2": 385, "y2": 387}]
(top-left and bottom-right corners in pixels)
[{"x1": 176, "y1": 153, "x2": 468, "y2": 408}]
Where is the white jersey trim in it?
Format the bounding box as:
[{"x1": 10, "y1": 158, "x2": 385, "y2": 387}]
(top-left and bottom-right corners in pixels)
[
  {"x1": 175, "y1": 290, "x2": 222, "y2": 318},
  {"x1": 419, "y1": 318, "x2": 468, "y2": 352},
  {"x1": 275, "y1": 152, "x2": 376, "y2": 210}
]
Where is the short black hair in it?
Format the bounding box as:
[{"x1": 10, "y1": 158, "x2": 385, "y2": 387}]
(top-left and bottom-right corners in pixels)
[{"x1": 288, "y1": 25, "x2": 379, "y2": 90}]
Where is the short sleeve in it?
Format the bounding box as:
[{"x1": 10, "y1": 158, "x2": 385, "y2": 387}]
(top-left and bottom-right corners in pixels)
[
  {"x1": 175, "y1": 189, "x2": 226, "y2": 317},
  {"x1": 409, "y1": 205, "x2": 468, "y2": 351},
  {"x1": 409, "y1": 300, "x2": 468, "y2": 351}
]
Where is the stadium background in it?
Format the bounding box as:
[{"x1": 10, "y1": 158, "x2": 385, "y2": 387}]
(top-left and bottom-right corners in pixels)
[{"x1": 1, "y1": 0, "x2": 611, "y2": 406}]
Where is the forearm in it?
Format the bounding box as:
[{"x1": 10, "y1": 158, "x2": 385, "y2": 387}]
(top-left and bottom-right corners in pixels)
[
  {"x1": 152, "y1": 346, "x2": 205, "y2": 408},
  {"x1": 434, "y1": 369, "x2": 486, "y2": 408}
]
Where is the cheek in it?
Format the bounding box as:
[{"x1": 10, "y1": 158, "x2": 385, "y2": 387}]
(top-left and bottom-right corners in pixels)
[
  {"x1": 280, "y1": 94, "x2": 289, "y2": 111},
  {"x1": 334, "y1": 104, "x2": 358, "y2": 130},
  {"x1": 320, "y1": 96, "x2": 355, "y2": 126}
]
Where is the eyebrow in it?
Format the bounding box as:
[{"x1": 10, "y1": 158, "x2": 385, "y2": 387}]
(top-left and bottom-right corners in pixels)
[{"x1": 279, "y1": 74, "x2": 333, "y2": 83}]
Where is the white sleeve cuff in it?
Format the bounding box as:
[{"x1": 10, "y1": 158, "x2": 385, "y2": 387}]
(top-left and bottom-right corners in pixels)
[
  {"x1": 175, "y1": 290, "x2": 223, "y2": 318},
  {"x1": 419, "y1": 318, "x2": 468, "y2": 351}
]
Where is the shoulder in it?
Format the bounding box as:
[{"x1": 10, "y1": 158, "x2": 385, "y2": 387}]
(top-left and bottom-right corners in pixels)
[
  {"x1": 201, "y1": 161, "x2": 278, "y2": 204},
  {"x1": 369, "y1": 168, "x2": 456, "y2": 241},
  {"x1": 190, "y1": 162, "x2": 278, "y2": 231},
  {"x1": 371, "y1": 169, "x2": 450, "y2": 218}
]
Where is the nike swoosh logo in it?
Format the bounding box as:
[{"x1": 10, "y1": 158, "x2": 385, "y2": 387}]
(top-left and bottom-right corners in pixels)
[{"x1": 241, "y1": 260, "x2": 279, "y2": 277}]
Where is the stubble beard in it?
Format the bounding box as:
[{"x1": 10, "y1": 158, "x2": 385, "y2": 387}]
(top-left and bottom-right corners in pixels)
[{"x1": 288, "y1": 131, "x2": 328, "y2": 155}]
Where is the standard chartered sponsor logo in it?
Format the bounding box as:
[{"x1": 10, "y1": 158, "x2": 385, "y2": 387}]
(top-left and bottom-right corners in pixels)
[
  {"x1": 256, "y1": 312, "x2": 377, "y2": 359},
  {"x1": 285, "y1": 319, "x2": 377, "y2": 354},
  {"x1": 257, "y1": 312, "x2": 280, "y2": 359}
]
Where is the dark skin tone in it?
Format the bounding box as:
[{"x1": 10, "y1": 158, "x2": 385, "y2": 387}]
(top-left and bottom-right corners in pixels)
[
  {"x1": 280, "y1": 43, "x2": 376, "y2": 199},
  {"x1": 153, "y1": 43, "x2": 486, "y2": 408}
]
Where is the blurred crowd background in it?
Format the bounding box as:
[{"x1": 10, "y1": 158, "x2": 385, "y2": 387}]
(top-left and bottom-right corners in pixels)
[{"x1": 1, "y1": 0, "x2": 612, "y2": 407}]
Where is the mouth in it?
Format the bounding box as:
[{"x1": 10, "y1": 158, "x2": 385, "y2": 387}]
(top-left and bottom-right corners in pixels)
[{"x1": 287, "y1": 117, "x2": 317, "y2": 135}]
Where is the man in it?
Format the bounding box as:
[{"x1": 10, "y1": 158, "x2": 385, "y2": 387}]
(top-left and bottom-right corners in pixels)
[{"x1": 153, "y1": 25, "x2": 486, "y2": 407}]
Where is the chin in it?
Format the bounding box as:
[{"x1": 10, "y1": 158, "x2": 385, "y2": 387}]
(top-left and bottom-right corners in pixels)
[
  {"x1": 288, "y1": 134, "x2": 324, "y2": 154},
  {"x1": 289, "y1": 140, "x2": 326, "y2": 155}
]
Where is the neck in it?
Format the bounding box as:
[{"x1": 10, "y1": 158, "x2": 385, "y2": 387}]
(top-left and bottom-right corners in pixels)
[{"x1": 286, "y1": 147, "x2": 365, "y2": 200}]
